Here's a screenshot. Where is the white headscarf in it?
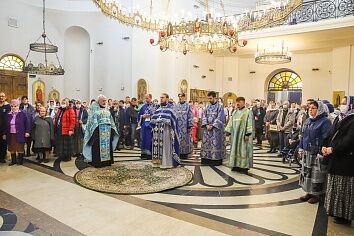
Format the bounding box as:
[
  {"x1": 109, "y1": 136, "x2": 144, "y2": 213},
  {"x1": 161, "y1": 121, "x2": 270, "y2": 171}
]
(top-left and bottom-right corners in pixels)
[{"x1": 310, "y1": 101, "x2": 326, "y2": 119}]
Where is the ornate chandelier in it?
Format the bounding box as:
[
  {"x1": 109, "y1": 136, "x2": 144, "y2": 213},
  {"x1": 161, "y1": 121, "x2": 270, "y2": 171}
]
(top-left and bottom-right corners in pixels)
[
  {"x1": 93, "y1": 0, "x2": 303, "y2": 32},
  {"x1": 255, "y1": 41, "x2": 291, "y2": 64},
  {"x1": 92, "y1": 0, "x2": 303, "y2": 55},
  {"x1": 150, "y1": 0, "x2": 247, "y2": 55},
  {"x1": 23, "y1": 0, "x2": 64, "y2": 75}
]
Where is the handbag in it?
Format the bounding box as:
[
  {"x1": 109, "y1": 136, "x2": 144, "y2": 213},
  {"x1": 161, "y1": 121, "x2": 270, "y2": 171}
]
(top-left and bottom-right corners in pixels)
[{"x1": 269, "y1": 124, "x2": 278, "y2": 132}]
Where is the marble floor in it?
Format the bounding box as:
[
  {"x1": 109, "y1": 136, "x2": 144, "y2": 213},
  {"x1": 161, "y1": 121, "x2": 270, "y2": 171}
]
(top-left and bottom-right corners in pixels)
[{"x1": 0, "y1": 143, "x2": 353, "y2": 236}]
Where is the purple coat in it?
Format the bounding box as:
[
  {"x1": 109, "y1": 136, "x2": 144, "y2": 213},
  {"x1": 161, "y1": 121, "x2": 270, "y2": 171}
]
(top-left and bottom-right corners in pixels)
[{"x1": 6, "y1": 111, "x2": 30, "y2": 144}]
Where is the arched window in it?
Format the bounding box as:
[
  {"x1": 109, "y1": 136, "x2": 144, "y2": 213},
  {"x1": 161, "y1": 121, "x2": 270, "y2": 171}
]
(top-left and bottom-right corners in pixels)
[
  {"x1": 268, "y1": 71, "x2": 302, "y2": 91},
  {"x1": 0, "y1": 54, "x2": 24, "y2": 71}
]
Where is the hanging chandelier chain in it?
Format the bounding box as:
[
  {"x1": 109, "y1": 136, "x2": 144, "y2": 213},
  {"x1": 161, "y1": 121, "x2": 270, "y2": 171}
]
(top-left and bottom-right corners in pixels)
[
  {"x1": 43, "y1": 0, "x2": 48, "y2": 67},
  {"x1": 205, "y1": 0, "x2": 209, "y2": 14},
  {"x1": 54, "y1": 52, "x2": 63, "y2": 67},
  {"x1": 42, "y1": 0, "x2": 46, "y2": 34},
  {"x1": 166, "y1": 0, "x2": 171, "y2": 16},
  {"x1": 219, "y1": 0, "x2": 225, "y2": 17},
  {"x1": 149, "y1": 0, "x2": 153, "y2": 19},
  {"x1": 23, "y1": 0, "x2": 64, "y2": 75}
]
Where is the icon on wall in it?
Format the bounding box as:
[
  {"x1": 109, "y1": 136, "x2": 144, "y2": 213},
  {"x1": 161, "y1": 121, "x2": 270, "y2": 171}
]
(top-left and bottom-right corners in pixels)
[
  {"x1": 332, "y1": 91, "x2": 345, "y2": 107},
  {"x1": 223, "y1": 92, "x2": 237, "y2": 106},
  {"x1": 32, "y1": 79, "x2": 45, "y2": 104},
  {"x1": 180, "y1": 80, "x2": 188, "y2": 96},
  {"x1": 48, "y1": 89, "x2": 60, "y2": 102},
  {"x1": 137, "y1": 79, "x2": 148, "y2": 101}
]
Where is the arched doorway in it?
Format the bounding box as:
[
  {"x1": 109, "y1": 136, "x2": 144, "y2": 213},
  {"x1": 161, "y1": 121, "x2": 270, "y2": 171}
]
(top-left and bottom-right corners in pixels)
[
  {"x1": 223, "y1": 92, "x2": 237, "y2": 107},
  {"x1": 0, "y1": 53, "x2": 28, "y2": 100},
  {"x1": 137, "y1": 79, "x2": 147, "y2": 101},
  {"x1": 266, "y1": 70, "x2": 302, "y2": 104}
]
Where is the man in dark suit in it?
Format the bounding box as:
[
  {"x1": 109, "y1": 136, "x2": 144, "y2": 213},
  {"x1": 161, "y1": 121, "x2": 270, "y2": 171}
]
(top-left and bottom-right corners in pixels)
[
  {"x1": 252, "y1": 99, "x2": 266, "y2": 145},
  {"x1": 110, "y1": 100, "x2": 126, "y2": 150},
  {"x1": 0, "y1": 92, "x2": 11, "y2": 163},
  {"x1": 125, "y1": 98, "x2": 139, "y2": 150}
]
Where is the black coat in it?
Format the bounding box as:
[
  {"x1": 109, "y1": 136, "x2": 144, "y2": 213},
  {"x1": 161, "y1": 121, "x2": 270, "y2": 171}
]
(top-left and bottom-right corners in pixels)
[
  {"x1": 110, "y1": 107, "x2": 125, "y2": 129},
  {"x1": 125, "y1": 106, "x2": 138, "y2": 125},
  {"x1": 252, "y1": 106, "x2": 266, "y2": 129},
  {"x1": 326, "y1": 114, "x2": 354, "y2": 177},
  {"x1": 0, "y1": 104, "x2": 11, "y2": 135}
]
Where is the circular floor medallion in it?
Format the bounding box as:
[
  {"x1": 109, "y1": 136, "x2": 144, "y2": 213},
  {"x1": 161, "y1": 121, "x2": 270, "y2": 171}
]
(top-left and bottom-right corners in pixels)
[{"x1": 74, "y1": 161, "x2": 193, "y2": 194}]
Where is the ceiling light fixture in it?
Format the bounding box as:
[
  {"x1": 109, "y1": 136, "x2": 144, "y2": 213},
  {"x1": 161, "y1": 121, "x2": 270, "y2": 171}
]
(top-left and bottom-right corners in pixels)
[
  {"x1": 23, "y1": 0, "x2": 64, "y2": 75},
  {"x1": 150, "y1": 0, "x2": 247, "y2": 55},
  {"x1": 255, "y1": 41, "x2": 292, "y2": 65}
]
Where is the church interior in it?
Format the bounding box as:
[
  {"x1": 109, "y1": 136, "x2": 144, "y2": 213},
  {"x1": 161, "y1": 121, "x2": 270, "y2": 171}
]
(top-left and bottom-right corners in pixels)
[{"x1": 0, "y1": 0, "x2": 354, "y2": 235}]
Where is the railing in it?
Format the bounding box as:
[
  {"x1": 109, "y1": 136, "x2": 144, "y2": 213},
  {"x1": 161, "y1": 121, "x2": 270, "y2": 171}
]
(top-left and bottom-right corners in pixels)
[{"x1": 286, "y1": 0, "x2": 354, "y2": 25}]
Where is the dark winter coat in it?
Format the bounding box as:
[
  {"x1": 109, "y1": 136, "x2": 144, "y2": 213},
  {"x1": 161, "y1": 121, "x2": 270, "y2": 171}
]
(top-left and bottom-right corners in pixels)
[
  {"x1": 0, "y1": 103, "x2": 11, "y2": 135},
  {"x1": 32, "y1": 116, "x2": 55, "y2": 149},
  {"x1": 252, "y1": 106, "x2": 266, "y2": 129},
  {"x1": 325, "y1": 114, "x2": 354, "y2": 176},
  {"x1": 6, "y1": 111, "x2": 30, "y2": 144},
  {"x1": 299, "y1": 112, "x2": 332, "y2": 153}
]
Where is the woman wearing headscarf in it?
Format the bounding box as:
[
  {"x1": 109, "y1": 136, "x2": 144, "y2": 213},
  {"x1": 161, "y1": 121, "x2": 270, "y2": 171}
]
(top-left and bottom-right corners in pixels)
[
  {"x1": 54, "y1": 99, "x2": 76, "y2": 162},
  {"x1": 322, "y1": 103, "x2": 354, "y2": 225},
  {"x1": 31, "y1": 107, "x2": 55, "y2": 163},
  {"x1": 298, "y1": 101, "x2": 332, "y2": 204},
  {"x1": 5, "y1": 99, "x2": 30, "y2": 165}
]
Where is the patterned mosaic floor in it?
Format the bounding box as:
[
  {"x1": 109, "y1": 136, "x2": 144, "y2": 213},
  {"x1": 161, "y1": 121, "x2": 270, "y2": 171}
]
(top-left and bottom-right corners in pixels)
[{"x1": 0, "y1": 142, "x2": 353, "y2": 235}]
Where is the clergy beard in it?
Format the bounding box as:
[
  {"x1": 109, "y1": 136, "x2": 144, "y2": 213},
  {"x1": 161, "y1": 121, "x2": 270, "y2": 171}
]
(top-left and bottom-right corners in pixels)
[
  {"x1": 180, "y1": 101, "x2": 185, "y2": 104},
  {"x1": 161, "y1": 102, "x2": 167, "y2": 106},
  {"x1": 239, "y1": 106, "x2": 245, "y2": 110}
]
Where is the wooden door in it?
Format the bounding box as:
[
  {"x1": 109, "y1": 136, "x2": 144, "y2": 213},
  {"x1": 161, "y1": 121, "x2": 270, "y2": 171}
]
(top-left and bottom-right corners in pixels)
[{"x1": 0, "y1": 69, "x2": 28, "y2": 100}]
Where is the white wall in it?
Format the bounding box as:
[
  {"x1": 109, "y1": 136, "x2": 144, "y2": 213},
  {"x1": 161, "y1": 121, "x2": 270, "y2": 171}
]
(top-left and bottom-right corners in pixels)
[
  {"x1": 1, "y1": 0, "x2": 217, "y2": 102},
  {"x1": 332, "y1": 46, "x2": 354, "y2": 96},
  {"x1": 64, "y1": 26, "x2": 90, "y2": 101},
  {"x1": 131, "y1": 29, "x2": 217, "y2": 100},
  {"x1": 216, "y1": 50, "x2": 338, "y2": 103},
  {"x1": 0, "y1": 0, "x2": 133, "y2": 102}
]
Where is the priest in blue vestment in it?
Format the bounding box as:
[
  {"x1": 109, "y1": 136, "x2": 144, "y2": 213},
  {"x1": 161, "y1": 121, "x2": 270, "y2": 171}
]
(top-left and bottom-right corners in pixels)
[
  {"x1": 83, "y1": 95, "x2": 119, "y2": 168},
  {"x1": 200, "y1": 91, "x2": 226, "y2": 166},
  {"x1": 138, "y1": 94, "x2": 159, "y2": 160},
  {"x1": 150, "y1": 93, "x2": 180, "y2": 168},
  {"x1": 175, "y1": 93, "x2": 194, "y2": 159}
]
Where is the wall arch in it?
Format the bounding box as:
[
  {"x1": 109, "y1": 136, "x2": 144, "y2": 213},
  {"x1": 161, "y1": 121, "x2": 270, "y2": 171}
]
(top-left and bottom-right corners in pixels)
[
  {"x1": 64, "y1": 26, "x2": 90, "y2": 101},
  {"x1": 264, "y1": 68, "x2": 299, "y2": 93},
  {"x1": 0, "y1": 53, "x2": 25, "y2": 71},
  {"x1": 265, "y1": 68, "x2": 303, "y2": 104}
]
